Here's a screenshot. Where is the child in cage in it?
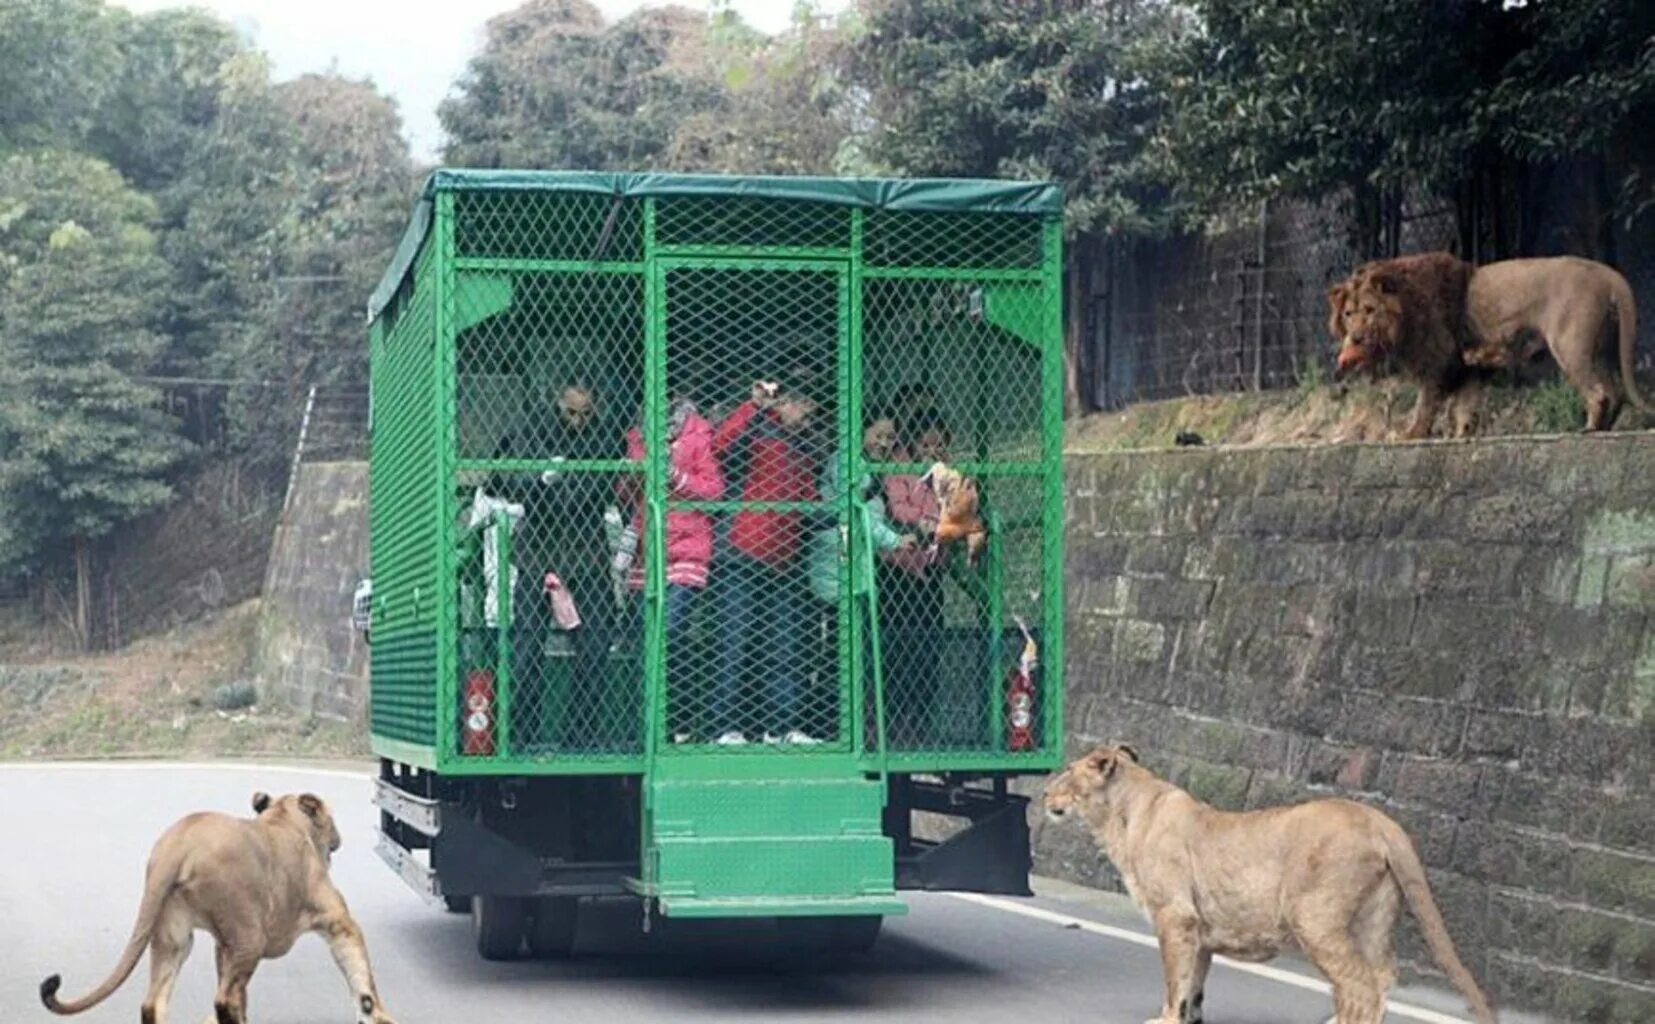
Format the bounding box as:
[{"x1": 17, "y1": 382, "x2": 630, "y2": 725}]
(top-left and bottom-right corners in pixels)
[
  {"x1": 807, "y1": 416, "x2": 919, "y2": 729},
  {"x1": 615, "y1": 394, "x2": 725, "y2": 740},
  {"x1": 711, "y1": 381, "x2": 821, "y2": 745}
]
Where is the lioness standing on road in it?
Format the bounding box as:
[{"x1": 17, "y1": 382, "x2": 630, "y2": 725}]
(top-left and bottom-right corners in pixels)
[
  {"x1": 1045, "y1": 746, "x2": 1495, "y2": 1024},
  {"x1": 39, "y1": 791, "x2": 395, "y2": 1024}
]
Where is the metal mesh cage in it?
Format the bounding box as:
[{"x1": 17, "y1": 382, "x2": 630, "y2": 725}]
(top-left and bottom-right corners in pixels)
[{"x1": 367, "y1": 174, "x2": 1063, "y2": 773}]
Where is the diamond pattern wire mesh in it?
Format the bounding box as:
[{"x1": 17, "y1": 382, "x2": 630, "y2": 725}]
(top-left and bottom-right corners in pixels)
[
  {"x1": 656, "y1": 196, "x2": 851, "y2": 251},
  {"x1": 372, "y1": 181, "x2": 1060, "y2": 767},
  {"x1": 452, "y1": 267, "x2": 646, "y2": 758},
  {"x1": 454, "y1": 190, "x2": 645, "y2": 264},
  {"x1": 860, "y1": 274, "x2": 1049, "y2": 755},
  {"x1": 864, "y1": 210, "x2": 1044, "y2": 270},
  {"x1": 659, "y1": 265, "x2": 849, "y2": 752}
]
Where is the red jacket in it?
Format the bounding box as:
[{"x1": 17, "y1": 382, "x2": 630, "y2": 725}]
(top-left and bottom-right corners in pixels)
[
  {"x1": 715, "y1": 401, "x2": 817, "y2": 566},
  {"x1": 620, "y1": 413, "x2": 725, "y2": 589}
]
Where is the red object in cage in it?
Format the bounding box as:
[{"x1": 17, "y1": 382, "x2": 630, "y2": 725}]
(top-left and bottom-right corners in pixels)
[
  {"x1": 462, "y1": 669, "x2": 496, "y2": 756},
  {"x1": 1006, "y1": 617, "x2": 1038, "y2": 752}
]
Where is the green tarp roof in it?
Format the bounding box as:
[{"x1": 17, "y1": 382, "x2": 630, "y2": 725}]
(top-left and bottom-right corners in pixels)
[{"x1": 369, "y1": 169, "x2": 1062, "y2": 322}]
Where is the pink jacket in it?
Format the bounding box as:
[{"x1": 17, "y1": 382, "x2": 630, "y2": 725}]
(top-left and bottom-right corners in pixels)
[{"x1": 620, "y1": 414, "x2": 725, "y2": 589}]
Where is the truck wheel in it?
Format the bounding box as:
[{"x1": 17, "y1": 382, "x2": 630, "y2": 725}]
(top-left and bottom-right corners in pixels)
[
  {"x1": 472, "y1": 895, "x2": 529, "y2": 960},
  {"x1": 526, "y1": 896, "x2": 579, "y2": 958}
]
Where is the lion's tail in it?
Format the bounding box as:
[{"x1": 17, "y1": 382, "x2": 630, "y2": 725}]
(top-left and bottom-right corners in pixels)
[
  {"x1": 1380, "y1": 821, "x2": 1497, "y2": 1024},
  {"x1": 40, "y1": 855, "x2": 177, "y2": 1015},
  {"x1": 1610, "y1": 268, "x2": 1652, "y2": 415}
]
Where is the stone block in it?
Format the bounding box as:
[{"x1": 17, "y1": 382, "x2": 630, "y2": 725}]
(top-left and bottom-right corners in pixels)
[
  {"x1": 1303, "y1": 742, "x2": 1380, "y2": 791},
  {"x1": 1492, "y1": 769, "x2": 1606, "y2": 843},
  {"x1": 1113, "y1": 618, "x2": 1168, "y2": 666},
  {"x1": 1570, "y1": 847, "x2": 1655, "y2": 918},
  {"x1": 1128, "y1": 576, "x2": 1216, "y2": 621},
  {"x1": 1453, "y1": 491, "x2": 1574, "y2": 545},
  {"x1": 1556, "y1": 905, "x2": 1655, "y2": 979},
  {"x1": 1450, "y1": 820, "x2": 1571, "y2": 893},
  {"x1": 1606, "y1": 554, "x2": 1655, "y2": 611},
  {"x1": 1597, "y1": 792, "x2": 1655, "y2": 856},
  {"x1": 1390, "y1": 756, "x2": 1488, "y2": 814},
  {"x1": 1123, "y1": 537, "x2": 1187, "y2": 578},
  {"x1": 1332, "y1": 691, "x2": 1468, "y2": 758},
  {"x1": 1486, "y1": 890, "x2": 1560, "y2": 961}
]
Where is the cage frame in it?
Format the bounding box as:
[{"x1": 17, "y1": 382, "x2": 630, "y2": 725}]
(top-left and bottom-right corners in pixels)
[{"x1": 367, "y1": 170, "x2": 1066, "y2": 779}]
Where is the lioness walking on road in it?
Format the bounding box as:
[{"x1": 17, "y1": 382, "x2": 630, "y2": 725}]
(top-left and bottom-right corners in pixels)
[
  {"x1": 40, "y1": 791, "x2": 395, "y2": 1024},
  {"x1": 1045, "y1": 745, "x2": 1495, "y2": 1024}
]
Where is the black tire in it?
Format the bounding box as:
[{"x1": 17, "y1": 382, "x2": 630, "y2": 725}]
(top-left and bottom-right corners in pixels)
[
  {"x1": 782, "y1": 914, "x2": 884, "y2": 954},
  {"x1": 443, "y1": 893, "x2": 470, "y2": 914},
  {"x1": 472, "y1": 895, "x2": 529, "y2": 961},
  {"x1": 526, "y1": 896, "x2": 579, "y2": 958}
]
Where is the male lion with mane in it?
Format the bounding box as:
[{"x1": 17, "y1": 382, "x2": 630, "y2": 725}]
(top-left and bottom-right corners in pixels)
[
  {"x1": 1326, "y1": 251, "x2": 1477, "y2": 439},
  {"x1": 1045, "y1": 745, "x2": 1496, "y2": 1024},
  {"x1": 40, "y1": 791, "x2": 395, "y2": 1024}
]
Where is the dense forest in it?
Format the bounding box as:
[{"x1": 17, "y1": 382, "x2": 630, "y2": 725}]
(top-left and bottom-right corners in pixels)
[{"x1": 1, "y1": 0, "x2": 1651, "y2": 646}]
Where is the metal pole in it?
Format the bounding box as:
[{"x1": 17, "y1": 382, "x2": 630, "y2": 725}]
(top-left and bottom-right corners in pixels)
[{"x1": 1253, "y1": 199, "x2": 1268, "y2": 391}]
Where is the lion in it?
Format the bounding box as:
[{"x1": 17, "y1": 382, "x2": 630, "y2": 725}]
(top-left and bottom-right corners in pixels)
[
  {"x1": 1326, "y1": 251, "x2": 1477, "y2": 439},
  {"x1": 1044, "y1": 745, "x2": 1496, "y2": 1024},
  {"x1": 40, "y1": 791, "x2": 395, "y2": 1024},
  {"x1": 1459, "y1": 256, "x2": 1650, "y2": 431}
]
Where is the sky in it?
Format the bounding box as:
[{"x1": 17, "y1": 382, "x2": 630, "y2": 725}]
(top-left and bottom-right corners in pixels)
[{"x1": 113, "y1": 0, "x2": 849, "y2": 163}]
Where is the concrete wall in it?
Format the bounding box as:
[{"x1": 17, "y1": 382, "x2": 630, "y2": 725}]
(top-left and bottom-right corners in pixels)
[
  {"x1": 254, "y1": 462, "x2": 370, "y2": 721},
  {"x1": 1044, "y1": 434, "x2": 1654, "y2": 1022}
]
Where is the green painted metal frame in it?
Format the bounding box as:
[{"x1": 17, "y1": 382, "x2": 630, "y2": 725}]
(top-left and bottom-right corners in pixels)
[{"x1": 369, "y1": 176, "x2": 1066, "y2": 779}]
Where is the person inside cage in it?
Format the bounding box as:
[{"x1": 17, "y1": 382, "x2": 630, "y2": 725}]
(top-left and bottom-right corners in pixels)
[
  {"x1": 614, "y1": 395, "x2": 725, "y2": 740},
  {"x1": 879, "y1": 407, "x2": 953, "y2": 749},
  {"x1": 489, "y1": 382, "x2": 618, "y2": 752},
  {"x1": 711, "y1": 381, "x2": 821, "y2": 745},
  {"x1": 807, "y1": 415, "x2": 919, "y2": 736}
]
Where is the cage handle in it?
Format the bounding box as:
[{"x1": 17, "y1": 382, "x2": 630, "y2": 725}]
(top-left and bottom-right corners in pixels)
[
  {"x1": 642, "y1": 497, "x2": 667, "y2": 762},
  {"x1": 856, "y1": 504, "x2": 890, "y2": 780}
]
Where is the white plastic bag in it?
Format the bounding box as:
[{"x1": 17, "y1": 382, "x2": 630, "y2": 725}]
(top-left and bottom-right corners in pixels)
[{"x1": 468, "y1": 488, "x2": 525, "y2": 628}]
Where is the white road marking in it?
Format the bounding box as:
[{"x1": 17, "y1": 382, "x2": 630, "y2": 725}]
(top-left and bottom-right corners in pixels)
[{"x1": 948, "y1": 892, "x2": 1473, "y2": 1024}]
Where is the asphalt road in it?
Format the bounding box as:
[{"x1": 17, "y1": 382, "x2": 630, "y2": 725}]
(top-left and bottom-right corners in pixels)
[{"x1": 0, "y1": 763, "x2": 1500, "y2": 1024}]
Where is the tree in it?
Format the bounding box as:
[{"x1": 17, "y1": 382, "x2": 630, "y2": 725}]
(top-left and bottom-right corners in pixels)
[
  {"x1": 666, "y1": 4, "x2": 854, "y2": 174},
  {"x1": 0, "y1": 0, "x2": 123, "y2": 153},
  {"x1": 440, "y1": 1, "x2": 733, "y2": 170},
  {"x1": 850, "y1": 0, "x2": 1180, "y2": 236},
  {"x1": 0, "y1": 150, "x2": 190, "y2": 646},
  {"x1": 1134, "y1": 0, "x2": 1489, "y2": 254}
]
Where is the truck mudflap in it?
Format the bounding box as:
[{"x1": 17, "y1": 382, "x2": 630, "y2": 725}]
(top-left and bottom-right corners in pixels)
[{"x1": 893, "y1": 781, "x2": 1034, "y2": 897}]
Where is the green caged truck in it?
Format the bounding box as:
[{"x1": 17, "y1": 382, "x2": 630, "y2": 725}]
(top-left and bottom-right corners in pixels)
[{"x1": 364, "y1": 170, "x2": 1065, "y2": 959}]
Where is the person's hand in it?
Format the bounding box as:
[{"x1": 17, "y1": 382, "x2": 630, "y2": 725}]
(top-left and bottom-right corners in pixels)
[
  {"x1": 750, "y1": 380, "x2": 779, "y2": 408},
  {"x1": 895, "y1": 534, "x2": 918, "y2": 550}
]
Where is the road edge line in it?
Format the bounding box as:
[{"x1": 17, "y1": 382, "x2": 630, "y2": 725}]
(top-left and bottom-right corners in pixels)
[{"x1": 946, "y1": 892, "x2": 1472, "y2": 1024}]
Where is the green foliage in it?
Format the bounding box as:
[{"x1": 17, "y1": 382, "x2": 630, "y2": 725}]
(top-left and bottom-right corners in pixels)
[
  {"x1": 0, "y1": 0, "x2": 414, "y2": 593},
  {"x1": 0, "y1": 151, "x2": 189, "y2": 575},
  {"x1": 1530, "y1": 378, "x2": 1588, "y2": 434},
  {"x1": 1140, "y1": 0, "x2": 1655, "y2": 227},
  {"x1": 440, "y1": 1, "x2": 853, "y2": 175},
  {"x1": 850, "y1": 0, "x2": 1181, "y2": 236},
  {"x1": 0, "y1": 0, "x2": 123, "y2": 152},
  {"x1": 1135, "y1": 0, "x2": 1485, "y2": 218}
]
